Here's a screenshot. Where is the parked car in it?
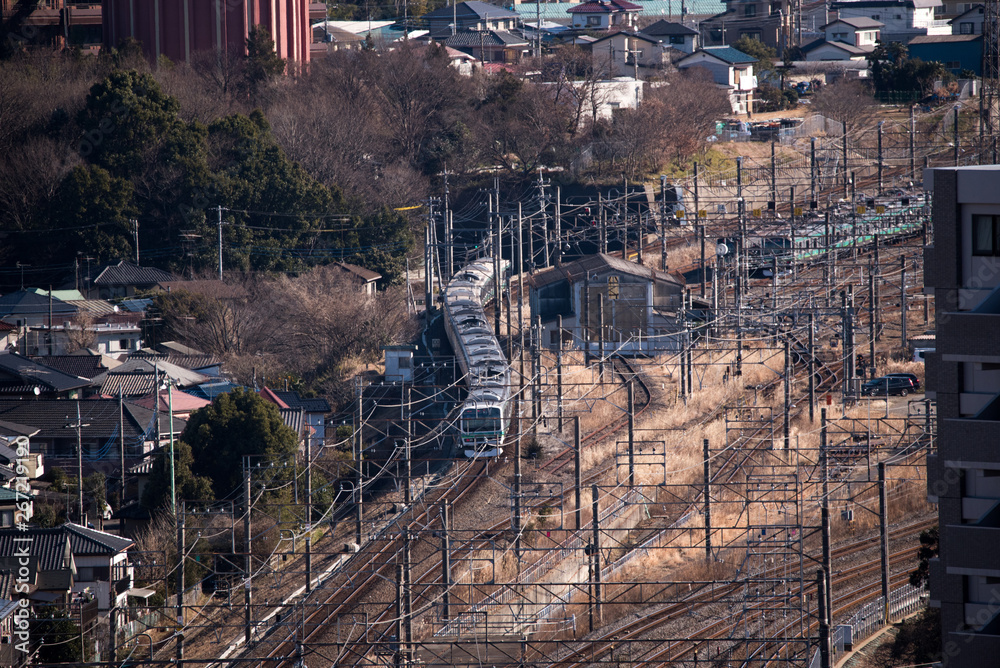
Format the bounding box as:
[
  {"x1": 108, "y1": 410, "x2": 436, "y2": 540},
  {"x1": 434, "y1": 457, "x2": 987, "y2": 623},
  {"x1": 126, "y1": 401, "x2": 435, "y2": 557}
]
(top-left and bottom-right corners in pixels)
[
  {"x1": 861, "y1": 376, "x2": 914, "y2": 397},
  {"x1": 883, "y1": 372, "x2": 920, "y2": 391}
]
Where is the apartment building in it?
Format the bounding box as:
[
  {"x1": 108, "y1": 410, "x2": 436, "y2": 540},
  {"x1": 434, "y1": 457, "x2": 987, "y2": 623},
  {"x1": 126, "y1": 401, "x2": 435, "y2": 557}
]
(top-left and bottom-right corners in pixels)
[{"x1": 925, "y1": 165, "x2": 1000, "y2": 664}]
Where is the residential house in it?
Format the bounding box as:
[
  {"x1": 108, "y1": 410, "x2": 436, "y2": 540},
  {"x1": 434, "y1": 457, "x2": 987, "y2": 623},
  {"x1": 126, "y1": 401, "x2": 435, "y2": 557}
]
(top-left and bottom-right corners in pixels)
[
  {"x1": 131, "y1": 388, "x2": 211, "y2": 420},
  {"x1": 95, "y1": 357, "x2": 209, "y2": 398},
  {"x1": 29, "y1": 354, "x2": 118, "y2": 382},
  {"x1": 0, "y1": 322, "x2": 15, "y2": 351},
  {"x1": 423, "y1": 1, "x2": 521, "y2": 38},
  {"x1": 312, "y1": 23, "x2": 367, "y2": 51},
  {"x1": 0, "y1": 523, "x2": 133, "y2": 612},
  {"x1": 528, "y1": 253, "x2": 687, "y2": 355},
  {"x1": 907, "y1": 33, "x2": 982, "y2": 74},
  {"x1": 828, "y1": 0, "x2": 947, "y2": 43},
  {"x1": 88, "y1": 261, "x2": 176, "y2": 300},
  {"x1": 0, "y1": 399, "x2": 177, "y2": 483},
  {"x1": 949, "y1": 4, "x2": 983, "y2": 33},
  {"x1": 442, "y1": 29, "x2": 531, "y2": 63},
  {"x1": 698, "y1": 0, "x2": 795, "y2": 53},
  {"x1": 676, "y1": 46, "x2": 758, "y2": 114},
  {"x1": 0, "y1": 352, "x2": 92, "y2": 399},
  {"x1": 936, "y1": 0, "x2": 980, "y2": 18},
  {"x1": 544, "y1": 77, "x2": 646, "y2": 122},
  {"x1": 801, "y1": 17, "x2": 883, "y2": 60},
  {"x1": 590, "y1": 30, "x2": 682, "y2": 76},
  {"x1": 332, "y1": 263, "x2": 383, "y2": 296},
  {"x1": 567, "y1": 0, "x2": 642, "y2": 31},
  {"x1": 923, "y1": 165, "x2": 1000, "y2": 666},
  {"x1": 0, "y1": 423, "x2": 43, "y2": 479},
  {"x1": 0, "y1": 489, "x2": 32, "y2": 528},
  {"x1": 641, "y1": 19, "x2": 699, "y2": 52},
  {"x1": 0, "y1": 528, "x2": 74, "y2": 608},
  {"x1": 0, "y1": 290, "x2": 79, "y2": 330},
  {"x1": 259, "y1": 388, "x2": 330, "y2": 452}
]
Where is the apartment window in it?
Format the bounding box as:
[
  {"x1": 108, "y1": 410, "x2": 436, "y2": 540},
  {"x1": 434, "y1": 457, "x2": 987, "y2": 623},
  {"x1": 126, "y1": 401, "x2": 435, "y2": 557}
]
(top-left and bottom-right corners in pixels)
[
  {"x1": 895, "y1": 13, "x2": 902, "y2": 18},
  {"x1": 960, "y1": 21, "x2": 974, "y2": 33},
  {"x1": 972, "y1": 215, "x2": 1000, "y2": 256},
  {"x1": 587, "y1": 15, "x2": 601, "y2": 25},
  {"x1": 871, "y1": 13, "x2": 880, "y2": 19},
  {"x1": 744, "y1": 4, "x2": 756, "y2": 17},
  {"x1": 669, "y1": 34, "x2": 685, "y2": 44}
]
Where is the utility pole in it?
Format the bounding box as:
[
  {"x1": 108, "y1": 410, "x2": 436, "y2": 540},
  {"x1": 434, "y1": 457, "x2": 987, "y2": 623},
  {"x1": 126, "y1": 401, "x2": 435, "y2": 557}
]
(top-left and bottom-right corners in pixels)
[
  {"x1": 869, "y1": 265, "x2": 877, "y2": 377},
  {"x1": 879, "y1": 462, "x2": 890, "y2": 624},
  {"x1": 176, "y1": 501, "x2": 185, "y2": 662},
  {"x1": 901, "y1": 256, "x2": 908, "y2": 346},
  {"x1": 627, "y1": 381, "x2": 635, "y2": 489},
  {"x1": 133, "y1": 218, "x2": 140, "y2": 265},
  {"x1": 808, "y1": 313, "x2": 815, "y2": 422},
  {"x1": 771, "y1": 141, "x2": 777, "y2": 212},
  {"x1": 557, "y1": 315, "x2": 564, "y2": 431},
  {"x1": 810, "y1": 137, "x2": 817, "y2": 207},
  {"x1": 660, "y1": 175, "x2": 668, "y2": 271},
  {"x1": 514, "y1": 363, "x2": 523, "y2": 565},
  {"x1": 591, "y1": 484, "x2": 601, "y2": 627},
  {"x1": 703, "y1": 438, "x2": 712, "y2": 563},
  {"x1": 216, "y1": 206, "x2": 224, "y2": 280},
  {"x1": 817, "y1": 569, "x2": 831, "y2": 668},
  {"x1": 441, "y1": 500, "x2": 451, "y2": 621},
  {"x1": 575, "y1": 416, "x2": 582, "y2": 531},
  {"x1": 65, "y1": 402, "x2": 89, "y2": 524},
  {"x1": 877, "y1": 121, "x2": 884, "y2": 193},
  {"x1": 598, "y1": 300, "x2": 605, "y2": 381},
  {"x1": 306, "y1": 408, "x2": 313, "y2": 593},
  {"x1": 820, "y1": 409, "x2": 833, "y2": 631},
  {"x1": 954, "y1": 105, "x2": 960, "y2": 166},
  {"x1": 244, "y1": 467, "x2": 252, "y2": 644},
  {"x1": 119, "y1": 390, "x2": 126, "y2": 505},
  {"x1": 403, "y1": 530, "x2": 413, "y2": 667},
  {"x1": 555, "y1": 186, "x2": 562, "y2": 265},
  {"x1": 783, "y1": 338, "x2": 791, "y2": 451},
  {"x1": 910, "y1": 105, "x2": 916, "y2": 179},
  {"x1": 355, "y1": 382, "x2": 364, "y2": 546},
  {"x1": 842, "y1": 120, "x2": 849, "y2": 199}
]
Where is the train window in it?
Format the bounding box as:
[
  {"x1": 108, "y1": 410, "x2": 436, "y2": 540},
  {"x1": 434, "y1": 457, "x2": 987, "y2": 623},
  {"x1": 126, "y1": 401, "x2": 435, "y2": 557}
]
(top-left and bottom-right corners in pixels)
[{"x1": 972, "y1": 215, "x2": 1000, "y2": 256}]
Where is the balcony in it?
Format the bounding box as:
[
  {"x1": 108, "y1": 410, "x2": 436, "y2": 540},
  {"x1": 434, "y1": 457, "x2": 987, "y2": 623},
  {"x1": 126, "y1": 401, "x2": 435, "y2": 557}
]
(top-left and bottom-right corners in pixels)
[
  {"x1": 938, "y1": 312, "x2": 1000, "y2": 360},
  {"x1": 944, "y1": 524, "x2": 1000, "y2": 572},
  {"x1": 939, "y1": 417, "x2": 1000, "y2": 466}
]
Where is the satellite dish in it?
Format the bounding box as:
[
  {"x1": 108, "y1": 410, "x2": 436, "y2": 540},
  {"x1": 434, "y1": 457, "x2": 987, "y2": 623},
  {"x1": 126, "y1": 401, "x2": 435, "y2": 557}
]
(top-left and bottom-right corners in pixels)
[{"x1": 715, "y1": 243, "x2": 729, "y2": 257}]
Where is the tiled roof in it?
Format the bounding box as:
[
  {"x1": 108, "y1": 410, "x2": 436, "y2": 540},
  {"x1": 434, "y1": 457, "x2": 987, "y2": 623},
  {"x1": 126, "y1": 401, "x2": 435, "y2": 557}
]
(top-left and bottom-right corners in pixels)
[
  {"x1": 63, "y1": 522, "x2": 133, "y2": 554},
  {"x1": 63, "y1": 300, "x2": 118, "y2": 316},
  {"x1": 424, "y1": 1, "x2": 520, "y2": 21},
  {"x1": 99, "y1": 371, "x2": 158, "y2": 397},
  {"x1": 641, "y1": 19, "x2": 699, "y2": 35},
  {"x1": 591, "y1": 30, "x2": 663, "y2": 45},
  {"x1": 259, "y1": 387, "x2": 289, "y2": 409},
  {"x1": 909, "y1": 33, "x2": 981, "y2": 43},
  {"x1": 29, "y1": 355, "x2": 109, "y2": 380},
  {"x1": 822, "y1": 16, "x2": 883, "y2": 28},
  {"x1": 681, "y1": 46, "x2": 757, "y2": 64},
  {"x1": 95, "y1": 358, "x2": 208, "y2": 389},
  {"x1": 0, "y1": 419, "x2": 39, "y2": 438},
  {"x1": 0, "y1": 352, "x2": 93, "y2": 394},
  {"x1": 0, "y1": 291, "x2": 79, "y2": 319},
  {"x1": 155, "y1": 342, "x2": 207, "y2": 356},
  {"x1": 336, "y1": 262, "x2": 382, "y2": 282},
  {"x1": 272, "y1": 391, "x2": 331, "y2": 413},
  {"x1": 443, "y1": 29, "x2": 529, "y2": 46},
  {"x1": 0, "y1": 399, "x2": 152, "y2": 442},
  {"x1": 164, "y1": 355, "x2": 220, "y2": 372},
  {"x1": 131, "y1": 389, "x2": 211, "y2": 414},
  {"x1": 0, "y1": 489, "x2": 30, "y2": 503},
  {"x1": 93, "y1": 261, "x2": 175, "y2": 286},
  {"x1": 0, "y1": 570, "x2": 14, "y2": 600},
  {"x1": 0, "y1": 529, "x2": 71, "y2": 572},
  {"x1": 0, "y1": 322, "x2": 14, "y2": 333},
  {"x1": 568, "y1": 0, "x2": 642, "y2": 13}
]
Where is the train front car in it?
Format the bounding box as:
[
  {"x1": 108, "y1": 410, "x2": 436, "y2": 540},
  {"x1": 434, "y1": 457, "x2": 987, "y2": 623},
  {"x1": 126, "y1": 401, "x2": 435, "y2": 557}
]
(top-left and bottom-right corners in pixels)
[{"x1": 442, "y1": 257, "x2": 511, "y2": 459}]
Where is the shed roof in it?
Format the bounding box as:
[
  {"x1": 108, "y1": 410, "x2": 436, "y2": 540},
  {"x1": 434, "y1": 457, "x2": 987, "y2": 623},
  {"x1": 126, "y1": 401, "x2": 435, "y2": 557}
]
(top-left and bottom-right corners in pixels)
[
  {"x1": 529, "y1": 253, "x2": 685, "y2": 289},
  {"x1": 424, "y1": 1, "x2": 520, "y2": 20},
  {"x1": 0, "y1": 352, "x2": 93, "y2": 394},
  {"x1": 641, "y1": 19, "x2": 699, "y2": 35},
  {"x1": 568, "y1": 0, "x2": 642, "y2": 13},
  {"x1": 93, "y1": 261, "x2": 175, "y2": 286}
]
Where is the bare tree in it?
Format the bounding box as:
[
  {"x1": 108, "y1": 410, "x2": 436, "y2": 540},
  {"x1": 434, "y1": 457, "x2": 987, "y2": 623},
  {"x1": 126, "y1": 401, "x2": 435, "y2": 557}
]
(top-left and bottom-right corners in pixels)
[{"x1": 810, "y1": 79, "x2": 877, "y2": 133}]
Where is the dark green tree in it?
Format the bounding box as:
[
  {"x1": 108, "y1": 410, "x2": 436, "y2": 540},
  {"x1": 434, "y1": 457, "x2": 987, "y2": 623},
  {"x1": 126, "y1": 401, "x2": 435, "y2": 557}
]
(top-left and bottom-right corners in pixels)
[
  {"x1": 868, "y1": 42, "x2": 948, "y2": 96},
  {"x1": 732, "y1": 35, "x2": 776, "y2": 81},
  {"x1": 47, "y1": 164, "x2": 136, "y2": 263},
  {"x1": 909, "y1": 525, "x2": 939, "y2": 589},
  {"x1": 141, "y1": 440, "x2": 215, "y2": 511},
  {"x1": 244, "y1": 25, "x2": 286, "y2": 95},
  {"x1": 32, "y1": 607, "x2": 81, "y2": 663},
  {"x1": 183, "y1": 388, "x2": 299, "y2": 499}
]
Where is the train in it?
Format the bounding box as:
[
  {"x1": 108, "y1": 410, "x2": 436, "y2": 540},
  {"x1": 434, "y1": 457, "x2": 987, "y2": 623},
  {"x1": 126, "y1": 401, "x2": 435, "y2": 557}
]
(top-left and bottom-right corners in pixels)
[
  {"x1": 737, "y1": 199, "x2": 928, "y2": 276},
  {"x1": 442, "y1": 257, "x2": 513, "y2": 458}
]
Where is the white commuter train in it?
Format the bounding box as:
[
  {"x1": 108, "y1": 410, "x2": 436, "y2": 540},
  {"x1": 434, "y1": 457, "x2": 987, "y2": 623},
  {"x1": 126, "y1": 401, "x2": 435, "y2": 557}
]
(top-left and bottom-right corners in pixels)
[{"x1": 442, "y1": 258, "x2": 512, "y2": 458}]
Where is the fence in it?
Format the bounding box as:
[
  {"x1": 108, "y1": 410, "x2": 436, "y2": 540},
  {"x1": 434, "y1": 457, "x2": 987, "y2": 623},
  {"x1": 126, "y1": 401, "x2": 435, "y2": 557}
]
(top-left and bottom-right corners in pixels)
[{"x1": 808, "y1": 583, "x2": 927, "y2": 668}]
